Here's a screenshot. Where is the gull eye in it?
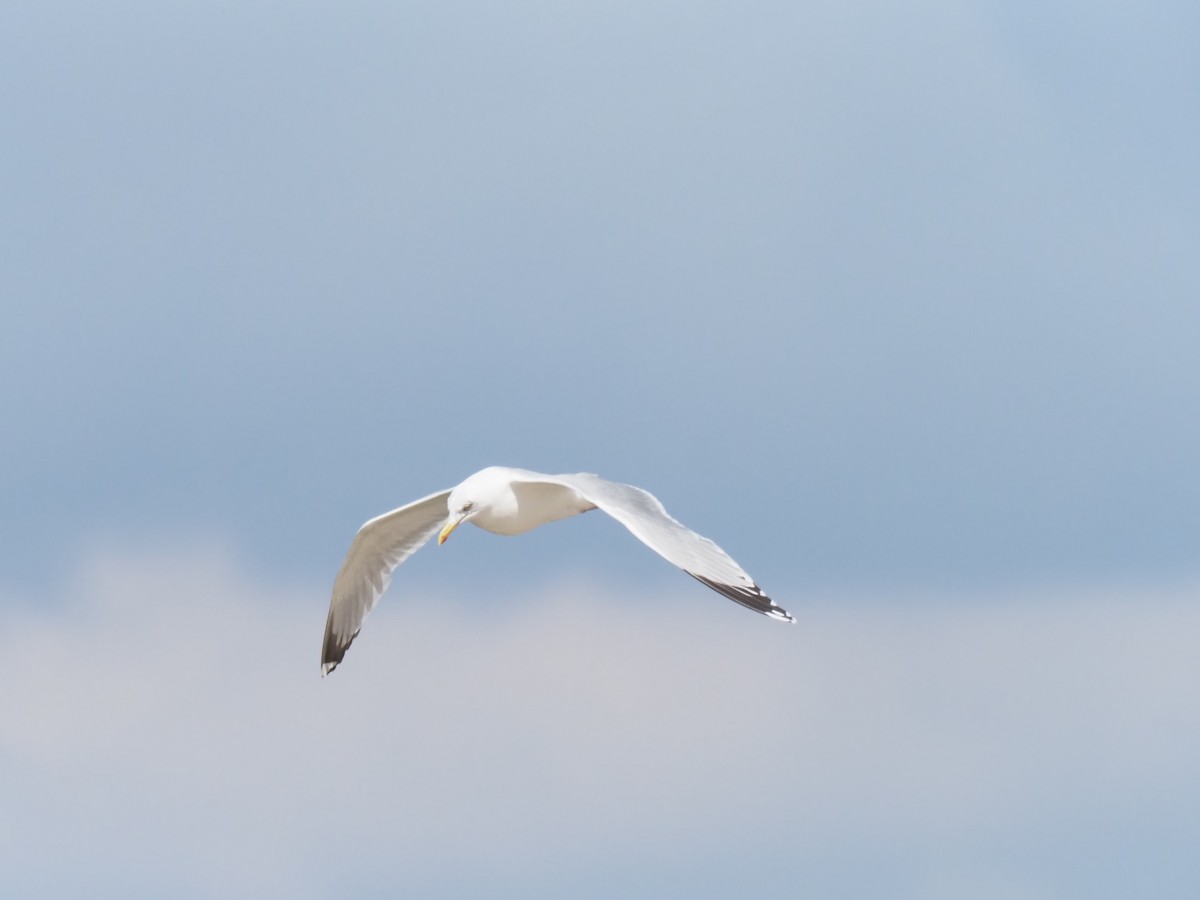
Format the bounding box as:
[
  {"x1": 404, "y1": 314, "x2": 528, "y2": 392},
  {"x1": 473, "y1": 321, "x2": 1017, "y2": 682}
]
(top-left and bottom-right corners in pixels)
[{"x1": 461, "y1": 501, "x2": 475, "y2": 513}]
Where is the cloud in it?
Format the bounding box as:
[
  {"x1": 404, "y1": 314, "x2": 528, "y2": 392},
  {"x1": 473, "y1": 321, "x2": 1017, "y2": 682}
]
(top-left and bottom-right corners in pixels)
[{"x1": 2, "y1": 546, "x2": 1197, "y2": 898}]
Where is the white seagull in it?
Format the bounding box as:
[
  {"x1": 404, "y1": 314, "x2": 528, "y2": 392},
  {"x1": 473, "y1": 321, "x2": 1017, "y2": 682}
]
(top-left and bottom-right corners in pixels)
[{"x1": 321, "y1": 466, "x2": 793, "y2": 674}]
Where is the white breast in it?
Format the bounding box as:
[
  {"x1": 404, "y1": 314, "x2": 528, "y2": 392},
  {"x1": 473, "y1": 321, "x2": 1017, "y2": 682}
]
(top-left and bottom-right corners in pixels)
[{"x1": 472, "y1": 480, "x2": 595, "y2": 536}]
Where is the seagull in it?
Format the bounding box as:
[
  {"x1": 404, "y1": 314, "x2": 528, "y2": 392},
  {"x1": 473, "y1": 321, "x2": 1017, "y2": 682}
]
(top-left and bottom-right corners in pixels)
[{"x1": 321, "y1": 466, "x2": 793, "y2": 674}]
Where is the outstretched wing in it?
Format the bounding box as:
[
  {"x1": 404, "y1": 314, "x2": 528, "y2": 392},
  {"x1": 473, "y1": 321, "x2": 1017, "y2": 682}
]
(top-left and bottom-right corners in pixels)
[
  {"x1": 511, "y1": 471, "x2": 794, "y2": 623},
  {"x1": 321, "y1": 489, "x2": 451, "y2": 675}
]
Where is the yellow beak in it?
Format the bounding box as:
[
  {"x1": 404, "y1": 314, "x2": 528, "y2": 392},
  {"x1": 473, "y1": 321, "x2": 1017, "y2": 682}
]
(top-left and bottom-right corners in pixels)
[{"x1": 438, "y1": 516, "x2": 463, "y2": 545}]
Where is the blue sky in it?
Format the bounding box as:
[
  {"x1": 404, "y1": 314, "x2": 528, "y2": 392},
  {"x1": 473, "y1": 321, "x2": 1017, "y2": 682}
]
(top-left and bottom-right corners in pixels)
[{"x1": 2, "y1": 2, "x2": 1198, "y2": 897}]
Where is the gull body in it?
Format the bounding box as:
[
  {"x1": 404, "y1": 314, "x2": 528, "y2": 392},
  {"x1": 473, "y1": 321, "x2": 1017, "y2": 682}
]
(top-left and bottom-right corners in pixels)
[
  {"x1": 321, "y1": 466, "x2": 793, "y2": 675},
  {"x1": 442, "y1": 467, "x2": 596, "y2": 538}
]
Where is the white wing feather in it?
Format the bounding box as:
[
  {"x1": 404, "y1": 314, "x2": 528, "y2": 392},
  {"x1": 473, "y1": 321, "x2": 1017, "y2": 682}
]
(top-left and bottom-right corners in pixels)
[
  {"x1": 320, "y1": 489, "x2": 451, "y2": 674},
  {"x1": 509, "y1": 471, "x2": 794, "y2": 623}
]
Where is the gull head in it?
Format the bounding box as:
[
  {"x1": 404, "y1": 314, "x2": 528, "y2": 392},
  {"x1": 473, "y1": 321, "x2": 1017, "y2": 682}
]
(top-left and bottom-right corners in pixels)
[
  {"x1": 438, "y1": 467, "x2": 516, "y2": 544},
  {"x1": 438, "y1": 497, "x2": 476, "y2": 544}
]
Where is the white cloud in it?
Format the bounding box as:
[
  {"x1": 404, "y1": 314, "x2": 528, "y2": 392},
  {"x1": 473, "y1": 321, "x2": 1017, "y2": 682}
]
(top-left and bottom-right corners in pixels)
[{"x1": 1, "y1": 548, "x2": 1197, "y2": 898}]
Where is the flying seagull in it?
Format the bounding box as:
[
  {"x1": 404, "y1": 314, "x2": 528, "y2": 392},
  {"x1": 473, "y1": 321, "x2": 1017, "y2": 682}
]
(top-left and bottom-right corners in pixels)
[{"x1": 321, "y1": 466, "x2": 793, "y2": 674}]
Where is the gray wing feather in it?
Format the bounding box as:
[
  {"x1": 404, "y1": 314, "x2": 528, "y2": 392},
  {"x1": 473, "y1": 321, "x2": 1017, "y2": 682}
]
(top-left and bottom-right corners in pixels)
[
  {"x1": 514, "y1": 472, "x2": 794, "y2": 623},
  {"x1": 321, "y1": 489, "x2": 451, "y2": 675}
]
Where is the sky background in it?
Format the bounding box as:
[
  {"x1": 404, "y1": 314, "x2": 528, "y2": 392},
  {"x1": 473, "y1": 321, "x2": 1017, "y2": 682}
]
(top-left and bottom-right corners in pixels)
[{"x1": 2, "y1": 1, "x2": 1198, "y2": 897}]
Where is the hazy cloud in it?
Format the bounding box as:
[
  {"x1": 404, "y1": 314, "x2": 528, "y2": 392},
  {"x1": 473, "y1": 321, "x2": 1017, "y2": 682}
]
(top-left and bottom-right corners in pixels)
[{"x1": 2, "y1": 547, "x2": 1196, "y2": 897}]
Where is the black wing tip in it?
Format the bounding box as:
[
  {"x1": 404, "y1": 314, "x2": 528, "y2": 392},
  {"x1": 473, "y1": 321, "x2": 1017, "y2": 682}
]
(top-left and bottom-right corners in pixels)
[
  {"x1": 320, "y1": 648, "x2": 343, "y2": 676},
  {"x1": 689, "y1": 573, "x2": 795, "y2": 623},
  {"x1": 320, "y1": 627, "x2": 359, "y2": 677}
]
